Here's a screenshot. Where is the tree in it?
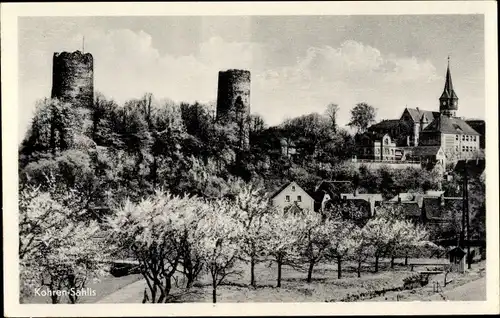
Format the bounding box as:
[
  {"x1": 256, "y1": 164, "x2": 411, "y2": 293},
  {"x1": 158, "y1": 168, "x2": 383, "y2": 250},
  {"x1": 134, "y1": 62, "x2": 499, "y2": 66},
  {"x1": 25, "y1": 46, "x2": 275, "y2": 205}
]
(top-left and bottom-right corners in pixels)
[
  {"x1": 325, "y1": 103, "x2": 339, "y2": 133},
  {"x1": 324, "y1": 203, "x2": 365, "y2": 278},
  {"x1": 19, "y1": 183, "x2": 108, "y2": 304},
  {"x1": 234, "y1": 183, "x2": 271, "y2": 287},
  {"x1": 350, "y1": 226, "x2": 375, "y2": 278},
  {"x1": 261, "y1": 208, "x2": 303, "y2": 287},
  {"x1": 298, "y1": 210, "x2": 336, "y2": 283},
  {"x1": 348, "y1": 102, "x2": 376, "y2": 133},
  {"x1": 194, "y1": 199, "x2": 243, "y2": 303},
  {"x1": 107, "y1": 191, "x2": 196, "y2": 303}
]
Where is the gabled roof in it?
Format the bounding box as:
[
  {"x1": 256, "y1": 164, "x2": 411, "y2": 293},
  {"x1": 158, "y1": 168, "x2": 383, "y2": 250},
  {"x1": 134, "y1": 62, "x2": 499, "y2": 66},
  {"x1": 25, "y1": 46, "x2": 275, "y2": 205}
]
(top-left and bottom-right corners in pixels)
[
  {"x1": 283, "y1": 203, "x2": 304, "y2": 214},
  {"x1": 270, "y1": 181, "x2": 314, "y2": 200},
  {"x1": 422, "y1": 116, "x2": 480, "y2": 135},
  {"x1": 404, "y1": 108, "x2": 440, "y2": 123}
]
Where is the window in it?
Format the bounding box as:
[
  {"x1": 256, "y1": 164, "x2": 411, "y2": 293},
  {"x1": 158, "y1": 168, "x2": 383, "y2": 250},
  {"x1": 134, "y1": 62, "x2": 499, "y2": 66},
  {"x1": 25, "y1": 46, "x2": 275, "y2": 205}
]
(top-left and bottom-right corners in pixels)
[
  {"x1": 285, "y1": 195, "x2": 290, "y2": 202},
  {"x1": 297, "y1": 196, "x2": 302, "y2": 202},
  {"x1": 455, "y1": 135, "x2": 459, "y2": 141},
  {"x1": 466, "y1": 146, "x2": 469, "y2": 152},
  {"x1": 462, "y1": 146, "x2": 465, "y2": 152},
  {"x1": 291, "y1": 186, "x2": 296, "y2": 192},
  {"x1": 474, "y1": 136, "x2": 477, "y2": 142},
  {"x1": 462, "y1": 135, "x2": 465, "y2": 141},
  {"x1": 466, "y1": 135, "x2": 469, "y2": 141}
]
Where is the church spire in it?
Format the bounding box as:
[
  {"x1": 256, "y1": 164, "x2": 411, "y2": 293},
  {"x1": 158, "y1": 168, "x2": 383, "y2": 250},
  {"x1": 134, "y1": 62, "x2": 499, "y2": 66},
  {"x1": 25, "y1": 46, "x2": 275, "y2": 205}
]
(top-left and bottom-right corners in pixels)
[{"x1": 439, "y1": 57, "x2": 458, "y2": 117}]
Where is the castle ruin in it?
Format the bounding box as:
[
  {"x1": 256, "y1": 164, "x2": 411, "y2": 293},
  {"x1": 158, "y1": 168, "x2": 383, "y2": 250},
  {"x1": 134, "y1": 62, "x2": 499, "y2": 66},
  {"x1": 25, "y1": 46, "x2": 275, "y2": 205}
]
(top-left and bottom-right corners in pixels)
[
  {"x1": 51, "y1": 50, "x2": 94, "y2": 108},
  {"x1": 216, "y1": 69, "x2": 251, "y2": 150}
]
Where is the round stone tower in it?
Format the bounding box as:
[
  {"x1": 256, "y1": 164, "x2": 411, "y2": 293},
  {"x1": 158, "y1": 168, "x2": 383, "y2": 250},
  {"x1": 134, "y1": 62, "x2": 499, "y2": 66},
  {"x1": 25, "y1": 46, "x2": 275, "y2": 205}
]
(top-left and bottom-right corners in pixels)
[
  {"x1": 216, "y1": 69, "x2": 251, "y2": 150},
  {"x1": 51, "y1": 50, "x2": 94, "y2": 108}
]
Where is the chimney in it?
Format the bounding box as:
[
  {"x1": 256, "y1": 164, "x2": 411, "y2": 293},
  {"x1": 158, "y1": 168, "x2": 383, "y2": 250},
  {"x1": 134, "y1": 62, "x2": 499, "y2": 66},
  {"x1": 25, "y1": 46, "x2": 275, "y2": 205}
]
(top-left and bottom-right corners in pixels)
[
  {"x1": 353, "y1": 188, "x2": 358, "y2": 197},
  {"x1": 398, "y1": 194, "x2": 402, "y2": 203},
  {"x1": 440, "y1": 194, "x2": 445, "y2": 207}
]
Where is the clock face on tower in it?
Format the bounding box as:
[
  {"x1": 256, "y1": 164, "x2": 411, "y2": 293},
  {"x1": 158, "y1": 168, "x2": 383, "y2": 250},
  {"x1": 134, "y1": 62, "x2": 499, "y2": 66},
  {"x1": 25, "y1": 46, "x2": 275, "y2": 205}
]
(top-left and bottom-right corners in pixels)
[{"x1": 442, "y1": 101, "x2": 446, "y2": 106}]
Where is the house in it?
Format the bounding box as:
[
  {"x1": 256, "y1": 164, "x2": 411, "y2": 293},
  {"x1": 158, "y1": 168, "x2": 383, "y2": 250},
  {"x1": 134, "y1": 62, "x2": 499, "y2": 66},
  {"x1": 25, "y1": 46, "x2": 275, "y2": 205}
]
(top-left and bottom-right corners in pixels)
[
  {"x1": 340, "y1": 190, "x2": 383, "y2": 217},
  {"x1": 271, "y1": 181, "x2": 315, "y2": 212},
  {"x1": 465, "y1": 120, "x2": 485, "y2": 149},
  {"x1": 314, "y1": 180, "x2": 354, "y2": 205},
  {"x1": 376, "y1": 201, "x2": 421, "y2": 221},
  {"x1": 402, "y1": 146, "x2": 446, "y2": 168}
]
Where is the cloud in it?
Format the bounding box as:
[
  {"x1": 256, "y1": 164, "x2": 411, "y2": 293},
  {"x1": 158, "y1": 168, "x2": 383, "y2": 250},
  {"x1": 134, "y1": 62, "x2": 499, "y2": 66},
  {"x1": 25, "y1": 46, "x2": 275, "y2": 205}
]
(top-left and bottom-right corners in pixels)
[{"x1": 19, "y1": 29, "x2": 442, "y2": 137}]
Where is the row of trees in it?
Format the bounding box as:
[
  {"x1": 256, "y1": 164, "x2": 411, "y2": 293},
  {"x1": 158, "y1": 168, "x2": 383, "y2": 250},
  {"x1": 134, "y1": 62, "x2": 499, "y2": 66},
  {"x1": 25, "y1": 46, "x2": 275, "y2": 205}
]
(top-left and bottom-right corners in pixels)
[{"x1": 20, "y1": 179, "x2": 434, "y2": 303}]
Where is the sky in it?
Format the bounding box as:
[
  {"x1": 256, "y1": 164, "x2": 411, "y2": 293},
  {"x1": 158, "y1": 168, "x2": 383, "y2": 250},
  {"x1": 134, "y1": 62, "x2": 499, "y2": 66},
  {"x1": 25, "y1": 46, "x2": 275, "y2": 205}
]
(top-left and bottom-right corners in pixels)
[{"x1": 18, "y1": 15, "x2": 485, "y2": 137}]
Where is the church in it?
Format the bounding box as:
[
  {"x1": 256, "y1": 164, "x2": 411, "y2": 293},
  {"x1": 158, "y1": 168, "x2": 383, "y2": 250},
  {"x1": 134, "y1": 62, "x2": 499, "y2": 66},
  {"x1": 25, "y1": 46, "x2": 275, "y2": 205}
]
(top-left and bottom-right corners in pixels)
[{"x1": 355, "y1": 59, "x2": 485, "y2": 168}]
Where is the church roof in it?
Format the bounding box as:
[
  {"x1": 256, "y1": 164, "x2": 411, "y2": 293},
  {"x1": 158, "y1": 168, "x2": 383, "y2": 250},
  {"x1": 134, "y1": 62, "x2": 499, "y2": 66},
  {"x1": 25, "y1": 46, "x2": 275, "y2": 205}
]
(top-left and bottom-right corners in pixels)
[
  {"x1": 440, "y1": 62, "x2": 458, "y2": 100},
  {"x1": 422, "y1": 116, "x2": 480, "y2": 135},
  {"x1": 404, "y1": 108, "x2": 440, "y2": 123}
]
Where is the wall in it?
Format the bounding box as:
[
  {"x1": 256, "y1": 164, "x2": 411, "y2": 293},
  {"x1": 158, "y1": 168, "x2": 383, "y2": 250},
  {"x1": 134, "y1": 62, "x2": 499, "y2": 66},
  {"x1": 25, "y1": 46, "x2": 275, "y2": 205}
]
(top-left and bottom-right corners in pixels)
[
  {"x1": 272, "y1": 182, "x2": 314, "y2": 212},
  {"x1": 352, "y1": 161, "x2": 422, "y2": 170},
  {"x1": 216, "y1": 69, "x2": 251, "y2": 150},
  {"x1": 51, "y1": 51, "x2": 94, "y2": 108}
]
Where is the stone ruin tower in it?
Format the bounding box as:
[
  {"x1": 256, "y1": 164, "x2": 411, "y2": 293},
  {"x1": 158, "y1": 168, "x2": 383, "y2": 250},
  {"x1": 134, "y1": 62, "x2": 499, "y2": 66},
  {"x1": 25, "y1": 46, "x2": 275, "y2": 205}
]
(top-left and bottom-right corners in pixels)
[
  {"x1": 51, "y1": 50, "x2": 94, "y2": 108},
  {"x1": 216, "y1": 69, "x2": 251, "y2": 150}
]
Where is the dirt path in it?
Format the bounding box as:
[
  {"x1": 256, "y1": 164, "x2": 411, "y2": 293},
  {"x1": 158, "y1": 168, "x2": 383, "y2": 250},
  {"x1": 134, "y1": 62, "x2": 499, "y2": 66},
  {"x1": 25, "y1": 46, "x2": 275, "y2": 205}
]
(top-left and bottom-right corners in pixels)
[
  {"x1": 426, "y1": 277, "x2": 486, "y2": 301},
  {"x1": 97, "y1": 279, "x2": 146, "y2": 303}
]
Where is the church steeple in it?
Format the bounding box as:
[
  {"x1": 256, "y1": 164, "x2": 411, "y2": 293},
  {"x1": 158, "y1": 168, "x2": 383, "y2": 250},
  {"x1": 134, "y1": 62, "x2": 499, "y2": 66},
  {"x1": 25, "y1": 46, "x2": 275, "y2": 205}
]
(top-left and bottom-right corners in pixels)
[{"x1": 439, "y1": 56, "x2": 458, "y2": 117}]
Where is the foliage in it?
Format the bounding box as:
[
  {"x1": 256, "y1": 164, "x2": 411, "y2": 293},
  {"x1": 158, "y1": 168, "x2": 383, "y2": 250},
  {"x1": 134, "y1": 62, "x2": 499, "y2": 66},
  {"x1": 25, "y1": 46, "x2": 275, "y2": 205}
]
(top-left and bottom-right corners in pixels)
[
  {"x1": 347, "y1": 102, "x2": 376, "y2": 133},
  {"x1": 19, "y1": 183, "x2": 109, "y2": 303}
]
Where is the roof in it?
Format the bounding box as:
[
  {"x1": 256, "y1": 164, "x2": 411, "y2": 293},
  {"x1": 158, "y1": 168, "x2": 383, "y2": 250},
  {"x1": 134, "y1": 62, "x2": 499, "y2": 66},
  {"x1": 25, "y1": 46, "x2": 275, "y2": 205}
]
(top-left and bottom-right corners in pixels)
[
  {"x1": 368, "y1": 119, "x2": 400, "y2": 131},
  {"x1": 340, "y1": 193, "x2": 384, "y2": 202},
  {"x1": 348, "y1": 199, "x2": 372, "y2": 218},
  {"x1": 440, "y1": 64, "x2": 459, "y2": 101},
  {"x1": 454, "y1": 158, "x2": 486, "y2": 174},
  {"x1": 422, "y1": 196, "x2": 463, "y2": 220},
  {"x1": 315, "y1": 181, "x2": 354, "y2": 197},
  {"x1": 422, "y1": 116, "x2": 480, "y2": 135},
  {"x1": 404, "y1": 108, "x2": 440, "y2": 123},
  {"x1": 378, "y1": 201, "x2": 422, "y2": 217},
  {"x1": 270, "y1": 181, "x2": 315, "y2": 200},
  {"x1": 283, "y1": 204, "x2": 304, "y2": 214},
  {"x1": 465, "y1": 120, "x2": 485, "y2": 135}
]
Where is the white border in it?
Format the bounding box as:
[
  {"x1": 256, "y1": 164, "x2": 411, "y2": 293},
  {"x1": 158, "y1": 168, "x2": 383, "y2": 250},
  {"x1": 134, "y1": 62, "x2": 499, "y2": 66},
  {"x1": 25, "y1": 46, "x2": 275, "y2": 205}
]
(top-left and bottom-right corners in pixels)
[{"x1": 2, "y1": 1, "x2": 498, "y2": 316}]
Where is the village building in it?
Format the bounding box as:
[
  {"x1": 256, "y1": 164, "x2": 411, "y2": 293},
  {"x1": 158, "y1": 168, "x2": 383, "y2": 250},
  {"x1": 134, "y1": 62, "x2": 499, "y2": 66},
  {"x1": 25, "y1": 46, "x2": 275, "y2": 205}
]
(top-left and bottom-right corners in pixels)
[
  {"x1": 270, "y1": 181, "x2": 315, "y2": 212},
  {"x1": 354, "y1": 60, "x2": 484, "y2": 168},
  {"x1": 340, "y1": 191, "x2": 384, "y2": 217}
]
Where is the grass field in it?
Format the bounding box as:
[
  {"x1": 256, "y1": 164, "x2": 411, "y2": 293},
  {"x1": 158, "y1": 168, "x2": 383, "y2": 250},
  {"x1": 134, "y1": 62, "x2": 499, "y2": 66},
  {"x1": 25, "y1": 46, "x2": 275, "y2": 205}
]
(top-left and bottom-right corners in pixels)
[
  {"x1": 98, "y1": 258, "x2": 428, "y2": 303},
  {"x1": 24, "y1": 257, "x2": 485, "y2": 303}
]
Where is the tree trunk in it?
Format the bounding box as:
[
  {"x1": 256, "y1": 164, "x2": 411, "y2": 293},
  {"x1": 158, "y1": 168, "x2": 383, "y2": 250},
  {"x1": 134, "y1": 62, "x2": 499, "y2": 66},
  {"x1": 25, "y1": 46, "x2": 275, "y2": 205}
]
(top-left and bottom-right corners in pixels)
[
  {"x1": 337, "y1": 256, "x2": 342, "y2": 279},
  {"x1": 307, "y1": 260, "x2": 315, "y2": 283},
  {"x1": 374, "y1": 254, "x2": 379, "y2": 273},
  {"x1": 212, "y1": 282, "x2": 217, "y2": 304},
  {"x1": 357, "y1": 260, "x2": 362, "y2": 278},
  {"x1": 250, "y1": 257, "x2": 256, "y2": 288},
  {"x1": 390, "y1": 255, "x2": 395, "y2": 269},
  {"x1": 277, "y1": 260, "x2": 282, "y2": 288}
]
